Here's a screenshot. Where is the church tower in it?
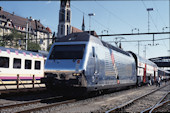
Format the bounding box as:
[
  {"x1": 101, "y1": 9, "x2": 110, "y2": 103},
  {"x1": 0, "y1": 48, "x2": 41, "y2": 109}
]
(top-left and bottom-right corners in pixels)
[
  {"x1": 57, "y1": 0, "x2": 71, "y2": 38},
  {"x1": 82, "y1": 15, "x2": 85, "y2": 31}
]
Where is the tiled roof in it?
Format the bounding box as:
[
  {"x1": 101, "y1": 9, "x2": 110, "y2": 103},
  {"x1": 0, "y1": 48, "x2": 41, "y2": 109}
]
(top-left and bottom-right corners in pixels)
[
  {"x1": 0, "y1": 9, "x2": 49, "y2": 33},
  {"x1": 46, "y1": 27, "x2": 52, "y2": 33},
  {"x1": 71, "y1": 26, "x2": 83, "y2": 33}
]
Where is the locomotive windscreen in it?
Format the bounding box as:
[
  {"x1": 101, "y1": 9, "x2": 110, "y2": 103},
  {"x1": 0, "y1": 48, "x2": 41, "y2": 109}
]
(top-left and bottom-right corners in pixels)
[{"x1": 49, "y1": 44, "x2": 85, "y2": 59}]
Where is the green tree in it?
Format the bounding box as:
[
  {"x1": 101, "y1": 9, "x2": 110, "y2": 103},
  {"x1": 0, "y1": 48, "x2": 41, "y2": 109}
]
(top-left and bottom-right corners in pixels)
[
  {"x1": 3, "y1": 29, "x2": 24, "y2": 48},
  {"x1": 0, "y1": 42, "x2": 5, "y2": 46},
  {"x1": 27, "y1": 41, "x2": 41, "y2": 50}
]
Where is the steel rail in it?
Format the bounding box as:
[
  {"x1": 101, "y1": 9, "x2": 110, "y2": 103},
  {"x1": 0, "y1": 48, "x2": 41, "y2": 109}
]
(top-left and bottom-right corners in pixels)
[
  {"x1": 149, "y1": 100, "x2": 170, "y2": 113},
  {"x1": 0, "y1": 87, "x2": 46, "y2": 95},
  {"x1": 149, "y1": 91, "x2": 170, "y2": 113},
  {"x1": 0, "y1": 96, "x2": 63, "y2": 110},
  {"x1": 141, "y1": 91, "x2": 170, "y2": 113},
  {"x1": 105, "y1": 84, "x2": 169, "y2": 113},
  {"x1": 15, "y1": 99, "x2": 76, "y2": 113}
]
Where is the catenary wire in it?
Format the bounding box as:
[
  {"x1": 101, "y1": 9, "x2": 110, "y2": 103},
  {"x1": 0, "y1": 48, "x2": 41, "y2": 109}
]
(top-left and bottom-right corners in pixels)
[
  {"x1": 94, "y1": 1, "x2": 135, "y2": 29},
  {"x1": 71, "y1": 3, "x2": 112, "y2": 33}
]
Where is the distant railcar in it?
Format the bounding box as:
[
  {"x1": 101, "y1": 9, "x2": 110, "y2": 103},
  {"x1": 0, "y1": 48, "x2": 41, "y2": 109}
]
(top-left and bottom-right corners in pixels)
[
  {"x1": 0, "y1": 47, "x2": 45, "y2": 85},
  {"x1": 129, "y1": 52, "x2": 158, "y2": 86},
  {"x1": 42, "y1": 32, "x2": 137, "y2": 92},
  {"x1": 158, "y1": 68, "x2": 170, "y2": 81}
]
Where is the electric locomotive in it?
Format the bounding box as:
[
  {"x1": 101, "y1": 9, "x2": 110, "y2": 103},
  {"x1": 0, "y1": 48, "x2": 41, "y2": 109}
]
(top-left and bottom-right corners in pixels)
[{"x1": 41, "y1": 32, "x2": 137, "y2": 91}]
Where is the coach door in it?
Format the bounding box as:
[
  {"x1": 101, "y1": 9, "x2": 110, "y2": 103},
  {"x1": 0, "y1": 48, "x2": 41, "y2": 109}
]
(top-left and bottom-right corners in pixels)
[
  {"x1": 143, "y1": 64, "x2": 146, "y2": 83},
  {"x1": 154, "y1": 70, "x2": 156, "y2": 82}
]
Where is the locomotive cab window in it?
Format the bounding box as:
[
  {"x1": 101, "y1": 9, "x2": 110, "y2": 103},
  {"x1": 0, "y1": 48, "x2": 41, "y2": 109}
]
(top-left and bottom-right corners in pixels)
[
  {"x1": 0, "y1": 57, "x2": 9, "y2": 68},
  {"x1": 35, "y1": 61, "x2": 41, "y2": 70},
  {"x1": 49, "y1": 44, "x2": 85, "y2": 59},
  {"x1": 25, "y1": 60, "x2": 32, "y2": 69},
  {"x1": 13, "y1": 58, "x2": 21, "y2": 69}
]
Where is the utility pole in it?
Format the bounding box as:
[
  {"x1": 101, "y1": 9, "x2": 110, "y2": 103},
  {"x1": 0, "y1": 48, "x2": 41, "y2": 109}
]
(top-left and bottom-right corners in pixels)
[
  {"x1": 138, "y1": 41, "x2": 140, "y2": 55},
  {"x1": 26, "y1": 22, "x2": 28, "y2": 50},
  {"x1": 114, "y1": 37, "x2": 125, "y2": 48},
  {"x1": 29, "y1": 20, "x2": 31, "y2": 40},
  {"x1": 143, "y1": 45, "x2": 147, "y2": 58}
]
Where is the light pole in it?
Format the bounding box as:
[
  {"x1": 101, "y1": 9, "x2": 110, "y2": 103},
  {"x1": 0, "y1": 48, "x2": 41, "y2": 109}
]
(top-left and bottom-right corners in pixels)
[
  {"x1": 132, "y1": 28, "x2": 139, "y2": 34},
  {"x1": 162, "y1": 27, "x2": 169, "y2": 32},
  {"x1": 147, "y1": 8, "x2": 153, "y2": 33},
  {"x1": 88, "y1": 13, "x2": 95, "y2": 35}
]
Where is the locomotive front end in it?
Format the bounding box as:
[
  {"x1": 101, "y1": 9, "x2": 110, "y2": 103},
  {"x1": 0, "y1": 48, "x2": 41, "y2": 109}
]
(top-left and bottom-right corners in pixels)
[{"x1": 41, "y1": 43, "x2": 87, "y2": 89}]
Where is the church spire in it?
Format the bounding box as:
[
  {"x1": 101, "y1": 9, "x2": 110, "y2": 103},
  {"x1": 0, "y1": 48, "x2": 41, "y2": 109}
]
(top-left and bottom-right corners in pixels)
[{"x1": 82, "y1": 14, "x2": 85, "y2": 31}]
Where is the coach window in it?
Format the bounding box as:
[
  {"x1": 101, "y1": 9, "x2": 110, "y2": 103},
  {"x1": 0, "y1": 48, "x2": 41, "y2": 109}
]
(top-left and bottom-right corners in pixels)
[
  {"x1": 25, "y1": 60, "x2": 32, "y2": 69},
  {"x1": 0, "y1": 57, "x2": 9, "y2": 68},
  {"x1": 35, "y1": 61, "x2": 41, "y2": 70},
  {"x1": 13, "y1": 58, "x2": 21, "y2": 69}
]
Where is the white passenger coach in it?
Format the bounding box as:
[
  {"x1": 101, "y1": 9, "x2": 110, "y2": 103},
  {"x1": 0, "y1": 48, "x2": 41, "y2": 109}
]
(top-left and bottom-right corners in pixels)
[{"x1": 0, "y1": 46, "x2": 45, "y2": 89}]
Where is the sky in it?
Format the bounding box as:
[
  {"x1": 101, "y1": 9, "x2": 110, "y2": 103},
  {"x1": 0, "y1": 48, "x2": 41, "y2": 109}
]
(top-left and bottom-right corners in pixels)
[{"x1": 0, "y1": 0, "x2": 169, "y2": 59}]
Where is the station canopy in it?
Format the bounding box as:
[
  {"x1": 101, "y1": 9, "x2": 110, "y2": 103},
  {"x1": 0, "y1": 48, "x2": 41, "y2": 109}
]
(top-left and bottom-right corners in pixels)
[{"x1": 149, "y1": 56, "x2": 170, "y2": 71}]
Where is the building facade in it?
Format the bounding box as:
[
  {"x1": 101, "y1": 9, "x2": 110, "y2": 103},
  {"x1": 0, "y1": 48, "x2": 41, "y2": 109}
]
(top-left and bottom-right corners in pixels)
[{"x1": 0, "y1": 7, "x2": 52, "y2": 51}]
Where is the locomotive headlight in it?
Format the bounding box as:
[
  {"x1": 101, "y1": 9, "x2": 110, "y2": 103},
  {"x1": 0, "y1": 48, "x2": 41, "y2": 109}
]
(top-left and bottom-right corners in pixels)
[
  {"x1": 73, "y1": 73, "x2": 77, "y2": 76},
  {"x1": 72, "y1": 73, "x2": 81, "y2": 76},
  {"x1": 76, "y1": 73, "x2": 81, "y2": 76}
]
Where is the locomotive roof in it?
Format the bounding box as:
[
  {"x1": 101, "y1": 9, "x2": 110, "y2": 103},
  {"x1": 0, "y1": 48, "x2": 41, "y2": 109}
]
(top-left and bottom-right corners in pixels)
[
  {"x1": 56, "y1": 32, "x2": 130, "y2": 57},
  {"x1": 56, "y1": 32, "x2": 91, "y2": 42},
  {"x1": 0, "y1": 46, "x2": 43, "y2": 57}
]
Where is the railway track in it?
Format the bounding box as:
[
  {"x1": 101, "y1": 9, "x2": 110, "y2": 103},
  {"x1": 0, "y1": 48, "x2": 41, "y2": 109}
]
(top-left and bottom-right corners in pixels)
[
  {"x1": 142, "y1": 91, "x2": 170, "y2": 113},
  {"x1": 105, "y1": 83, "x2": 170, "y2": 113},
  {"x1": 0, "y1": 95, "x2": 75, "y2": 113},
  {"x1": 0, "y1": 87, "x2": 46, "y2": 96},
  {"x1": 0, "y1": 83, "x2": 169, "y2": 113},
  {"x1": 16, "y1": 99, "x2": 76, "y2": 113}
]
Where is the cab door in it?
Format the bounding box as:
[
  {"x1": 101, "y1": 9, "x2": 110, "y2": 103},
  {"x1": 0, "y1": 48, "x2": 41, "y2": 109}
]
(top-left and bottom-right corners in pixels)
[{"x1": 92, "y1": 46, "x2": 99, "y2": 84}]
